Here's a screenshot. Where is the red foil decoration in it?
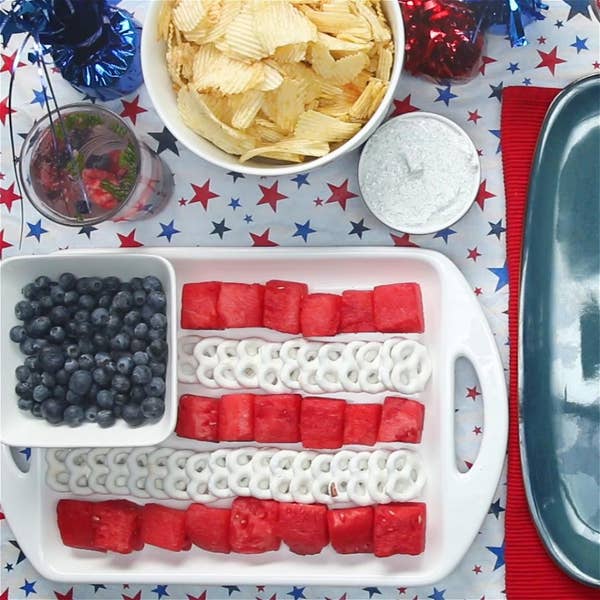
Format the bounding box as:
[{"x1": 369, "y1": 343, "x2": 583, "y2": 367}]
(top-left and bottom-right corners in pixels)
[{"x1": 400, "y1": 0, "x2": 485, "y2": 81}]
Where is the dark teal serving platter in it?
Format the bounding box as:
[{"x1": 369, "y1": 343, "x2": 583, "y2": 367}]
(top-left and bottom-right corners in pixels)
[{"x1": 520, "y1": 73, "x2": 600, "y2": 588}]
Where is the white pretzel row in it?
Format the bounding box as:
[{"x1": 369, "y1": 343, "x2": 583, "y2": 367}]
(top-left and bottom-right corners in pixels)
[{"x1": 46, "y1": 447, "x2": 426, "y2": 506}]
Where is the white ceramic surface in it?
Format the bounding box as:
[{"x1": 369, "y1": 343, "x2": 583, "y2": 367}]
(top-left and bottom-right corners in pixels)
[
  {"x1": 0, "y1": 254, "x2": 178, "y2": 448},
  {"x1": 1, "y1": 247, "x2": 507, "y2": 586},
  {"x1": 140, "y1": 1, "x2": 404, "y2": 176}
]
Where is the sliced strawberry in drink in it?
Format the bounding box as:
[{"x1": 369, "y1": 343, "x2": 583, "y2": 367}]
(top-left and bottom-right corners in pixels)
[{"x1": 82, "y1": 168, "x2": 119, "y2": 210}]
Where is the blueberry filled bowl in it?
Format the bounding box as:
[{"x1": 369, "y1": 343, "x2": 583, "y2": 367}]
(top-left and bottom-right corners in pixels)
[{"x1": 0, "y1": 253, "x2": 177, "y2": 447}]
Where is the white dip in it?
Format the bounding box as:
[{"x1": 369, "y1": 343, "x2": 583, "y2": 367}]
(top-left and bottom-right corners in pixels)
[{"x1": 358, "y1": 113, "x2": 480, "y2": 233}]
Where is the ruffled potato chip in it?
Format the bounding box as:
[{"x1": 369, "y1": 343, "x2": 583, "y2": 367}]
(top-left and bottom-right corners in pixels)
[
  {"x1": 222, "y1": 3, "x2": 269, "y2": 61},
  {"x1": 172, "y1": 0, "x2": 208, "y2": 33},
  {"x1": 294, "y1": 110, "x2": 361, "y2": 143},
  {"x1": 349, "y1": 77, "x2": 388, "y2": 120},
  {"x1": 309, "y1": 43, "x2": 369, "y2": 85},
  {"x1": 273, "y1": 43, "x2": 308, "y2": 63},
  {"x1": 240, "y1": 138, "x2": 330, "y2": 163},
  {"x1": 263, "y1": 78, "x2": 307, "y2": 132},
  {"x1": 376, "y1": 45, "x2": 393, "y2": 81},
  {"x1": 230, "y1": 90, "x2": 265, "y2": 130}
]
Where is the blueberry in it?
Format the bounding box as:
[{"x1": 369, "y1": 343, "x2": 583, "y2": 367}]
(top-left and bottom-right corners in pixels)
[
  {"x1": 69, "y1": 370, "x2": 92, "y2": 395},
  {"x1": 64, "y1": 404, "x2": 85, "y2": 427},
  {"x1": 93, "y1": 333, "x2": 109, "y2": 351},
  {"x1": 31, "y1": 338, "x2": 49, "y2": 353},
  {"x1": 122, "y1": 325, "x2": 135, "y2": 339},
  {"x1": 88, "y1": 277, "x2": 103, "y2": 294},
  {"x1": 150, "y1": 361, "x2": 166, "y2": 377},
  {"x1": 96, "y1": 389, "x2": 114, "y2": 409},
  {"x1": 147, "y1": 290, "x2": 166, "y2": 312},
  {"x1": 92, "y1": 367, "x2": 111, "y2": 387},
  {"x1": 123, "y1": 310, "x2": 141, "y2": 327},
  {"x1": 132, "y1": 322, "x2": 149, "y2": 340},
  {"x1": 95, "y1": 352, "x2": 112, "y2": 367},
  {"x1": 49, "y1": 305, "x2": 70, "y2": 325},
  {"x1": 29, "y1": 300, "x2": 43, "y2": 317},
  {"x1": 133, "y1": 290, "x2": 146, "y2": 307},
  {"x1": 19, "y1": 338, "x2": 37, "y2": 355},
  {"x1": 112, "y1": 291, "x2": 133, "y2": 312},
  {"x1": 130, "y1": 339, "x2": 146, "y2": 353},
  {"x1": 132, "y1": 364, "x2": 152, "y2": 385},
  {"x1": 148, "y1": 339, "x2": 167, "y2": 360},
  {"x1": 59, "y1": 272, "x2": 76, "y2": 290},
  {"x1": 74, "y1": 309, "x2": 90, "y2": 323},
  {"x1": 15, "y1": 300, "x2": 35, "y2": 321},
  {"x1": 22, "y1": 282, "x2": 38, "y2": 299},
  {"x1": 41, "y1": 372, "x2": 55, "y2": 388},
  {"x1": 55, "y1": 369, "x2": 69, "y2": 385},
  {"x1": 64, "y1": 358, "x2": 79, "y2": 373},
  {"x1": 112, "y1": 374, "x2": 130, "y2": 393},
  {"x1": 96, "y1": 409, "x2": 115, "y2": 428},
  {"x1": 102, "y1": 276, "x2": 121, "y2": 293},
  {"x1": 16, "y1": 381, "x2": 33, "y2": 399},
  {"x1": 27, "y1": 372, "x2": 42, "y2": 387},
  {"x1": 89, "y1": 383, "x2": 99, "y2": 400},
  {"x1": 148, "y1": 328, "x2": 163, "y2": 342},
  {"x1": 76, "y1": 322, "x2": 94, "y2": 338},
  {"x1": 130, "y1": 277, "x2": 143, "y2": 291},
  {"x1": 149, "y1": 313, "x2": 168, "y2": 330},
  {"x1": 116, "y1": 355, "x2": 134, "y2": 375},
  {"x1": 113, "y1": 404, "x2": 123, "y2": 418},
  {"x1": 40, "y1": 347, "x2": 65, "y2": 372},
  {"x1": 76, "y1": 277, "x2": 91, "y2": 294},
  {"x1": 18, "y1": 397, "x2": 33, "y2": 411},
  {"x1": 114, "y1": 392, "x2": 128, "y2": 405},
  {"x1": 140, "y1": 304, "x2": 154, "y2": 322},
  {"x1": 53, "y1": 385, "x2": 66, "y2": 401},
  {"x1": 41, "y1": 398, "x2": 66, "y2": 424},
  {"x1": 145, "y1": 377, "x2": 165, "y2": 397},
  {"x1": 64, "y1": 290, "x2": 79, "y2": 306},
  {"x1": 66, "y1": 390, "x2": 84, "y2": 405},
  {"x1": 31, "y1": 384, "x2": 49, "y2": 404},
  {"x1": 110, "y1": 333, "x2": 130, "y2": 351},
  {"x1": 106, "y1": 314, "x2": 121, "y2": 331},
  {"x1": 78, "y1": 354, "x2": 95, "y2": 371},
  {"x1": 24, "y1": 356, "x2": 41, "y2": 372},
  {"x1": 122, "y1": 402, "x2": 145, "y2": 426},
  {"x1": 48, "y1": 326, "x2": 66, "y2": 344},
  {"x1": 129, "y1": 385, "x2": 145, "y2": 403},
  {"x1": 142, "y1": 276, "x2": 162, "y2": 292},
  {"x1": 133, "y1": 351, "x2": 149, "y2": 365},
  {"x1": 98, "y1": 294, "x2": 112, "y2": 309},
  {"x1": 79, "y1": 294, "x2": 96, "y2": 311},
  {"x1": 65, "y1": 322, "x2": 79, "y2": 338},
  {"x1": 16, "y1": 365, "x2": 31, "y2": 382},
  {"x1": 104, "y1": 360, "x2": 117, "y2": 376},
  {"x1": 35, "y1": 275, "x2": 51, "y2": 290},
  {"x1": 141, "y1": 396, "x2": 165, "y2": 420},
  {"x1": 79, "y1": 338, "x2": 95, "y2": 355},
  {"x1": 31, "y1": 402, "x2": 43, "y2": 418},
  {"x1": 88, "y1": 308, "x2": 108, "y2": 328},
  {"x1": 49, "y1": 285, "x2": 65, "y2": 304},
  {"x1": 29, "y1": 316, "x2": 51, "y2": 337},
  {"x1": 85, "y1": 405, "x2": 98, "y2": 422},
  {"x1": 39, "y1": 295, "x2": 54, "y2": 312}
]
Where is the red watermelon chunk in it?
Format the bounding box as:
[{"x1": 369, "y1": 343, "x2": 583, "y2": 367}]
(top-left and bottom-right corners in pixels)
[
  {"x1": 219, "y1": 393, "x2": 254, "y2": 441},
  {"x1": 217, "y1": 282, "x2": 265, "y2": 328},
  {"x1": 254, "y1": 394, "x2": 301, "y2": 443},
  {"x1": 181, "y1": 282, "x2": 222, "y2": 330},
  {"x1": 343, "y1": 403, "x2": 382, "y2": 446},
  {"x1": 141, "y1": 504, "x2": 190, "y2": 551},
  {"x1": 373, "y1": 502, "x2": 426, "y2": 557},
  {"x1": 229, "y1": 498, "x2": 281, "y2": 554},
  {"x1": 378, "y1": 397, "x2": 425, "y2": 443},
  {"x1": 373, "y1": 283, "x2": 424, "y2": 333},
  {"x1": 57, "y1": 499, "x2": 101, "y2": 551},
  {"x1": 277, "y1": 503, "x2": 329, "y2": 555},
  {"x1": 327, "y1": 506, "x2": 374, "y2": 554},
  {"x1": 300, "y1": 293, "x2": 342, "y2": 337},
  {"x1": 176, "y1": 394, "x2": 219, "y2": 441},
  {"x1": 339, "y1": 290, "x2": 375, "y2": 333},
  {"x1": 300, "y1": 397, "x2": 346, "y2": 449},
  {"x1": 263, "y1": 280, "x2": 308, "y2": 334},
  {"x1": 91, "y1": 499, "x2": 143, "y2": 554},
  {"x1": 186, "y1": 504, "x2": 231, "y2": 554}
]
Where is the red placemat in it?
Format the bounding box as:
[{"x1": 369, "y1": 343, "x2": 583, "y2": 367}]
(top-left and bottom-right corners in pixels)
[{"x1": 502, "y1": 86, "x2": 600, "y2": 600}]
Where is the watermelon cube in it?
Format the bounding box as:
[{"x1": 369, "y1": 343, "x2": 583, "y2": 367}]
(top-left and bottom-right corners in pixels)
[
  {"x1": 91, "y1": 499, "x2": 143, "y2": 554},
  {"x1": 141, "y1": 504, "x2": 190, "y2": 551},
  {"x1": 373, "y1": 502, "x2": 426, "y2": 557},
  {"x1": 254, "y1": 394, "x2": 302, "y2": 443},
  {"x1": 373, "y1": 283, "x2": 424, "y2": 333},
  {"x1": 327, "y1": 506, "x2": 374, "y2": 554},
  {"x1": 218, "y1": 393, "x2": 254, "y2": 441},
  {"x1": 176, "y1": 394, "x2": 219, "y2": 441},
  {"x1": 57, "y1": 499, "x2": 101, "y2": 551},
  {"x1": 229, "y1": 498, "x2": 281, "y2": 554},
  {"x1": 339, "y1": 290, "x2": 375, "y2": 333},
  {"x1": 300, "y1": 397, "x2": 346, "y2": 449},
  {"x1": 217, "y1": 283, "x2": 265, "y2": 328},
  {"x1": 263, "y1": 280, "x2": 308, "y2": 334},
  {"x1": 277, "y1": 503, "x2": 329, "y2": 555},
  {"x1": 181, "y1": 282, "x2": 222, "y2": 330},
  {"x1": 185, "y1": 504, "x2": 231, "y2": 554},
  {"x1": 343, "y1": 403, "x2": 382, "y2": 446},
  {"x1": 378, "y1": 397, "x2": 425, "y2": 443},
  {"x1": 300, "y1": 293, "x2": 342, "y2": 337}
]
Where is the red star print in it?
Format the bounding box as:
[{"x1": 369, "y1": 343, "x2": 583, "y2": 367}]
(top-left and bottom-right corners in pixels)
[
  {"x1": 467, "y1": 247, "x2": 481, "y2": 262},
  {"x1": 397, "y1": 589, "x2": 407, "y2": 595},
  {"x1": 0, "y1": 96, "x2": 16, "y2": 125},
  {"x1": 0, "y1": 229, "x2": 13, "y2": 258},
  {"x1": 186, "y1": 593, "x2": 207, "y2": 600},
  {"x1": 0, "y1": 182, "x2": 21, "y2": 212},
  {"x1": 314, "y1": 197, "x2": 323, "y2": 206},
  {"x1": 536, "y1": 46, "x2": 566, "y2": 75},
  {"x1": 120, "y1": 95, "x2": 147, "y2": 125},
  {"x1": 467, "y1": 110, "x2": 482, "y2": 124},
  {"x1": 475, "y1": 180, "x2": 495, "y2": 210},
  {"x1": 55, "y1": 588, "x2": 74, "y2": 600},
  {"x1": 0, "y1": 51, "x2": 26, "y2": 73},
  {"x1": 474, "y1": 287, "x2": 483, "y2": 296},
  {"x1": 122, "y1": 592, "x2": 142, "y2": 600},
  {"x1": 473, "y1": 426, "x2": 483, "y2": 435},
  {"x1": 325, "y1": 595, "x2": 346, "y2": 600},
  {"x1": 326, "y1": 179, "x2": 357, "y2": 210},
  {"x1": 0, "y1": 588, "x2": 8, "y2": 600},
  {"x1": 390, "y1": 232, "x2": 419, "y2": 247},
  {"x1": 593, "y1": 61, "x2": 600, "y2": 69},
  {"x1": 537, "y1": 36, "x2": 546, "y2": 44},
  {"x1": 392, "y1": 94, "x2": 419, "y2": 116},
  {"x1": 473, "y1": 564, "x2": 483, "y2": 574},
  {"x1": 250, "y1": 228, "x2": 278, "y2": 247},
  {"x1": 479, "y1": 56, "x2": 497, "y2": 75},
  {"x1": 256, "y1": 588, "x2": 265, "y2": 593},
  {"x1": 466, "y1": 386, "x2": 481, "y2": 399},
  {"x1": 0, "y1": 509, "x2": 5, "y2": 519},
  {"x1": 477, "y1": 148, "x2": 483, "y2": 157},
  {"x1": 179, "y1": 197, "x2": 187, "y2": 206},
  {"x1": 189, "y1": 180, "x2": 219, "y2": 210},
  {"x1": 257, "y1": 182, "x2": 287, "y2": 212},
  {"x1": 465, "y1": 460, "x2": 473, "y2": 470},
  {"x1": 117, "y1": 229, "x2": 144, "y2": 248}
]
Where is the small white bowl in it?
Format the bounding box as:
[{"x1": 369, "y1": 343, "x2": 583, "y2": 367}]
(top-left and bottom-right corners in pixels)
[
  {"x1": 0, "y1": 253, "x2": 177, "y2": 448},
  {"x1": 141, "y1": 1, "x2": 404, "y2": 176}
]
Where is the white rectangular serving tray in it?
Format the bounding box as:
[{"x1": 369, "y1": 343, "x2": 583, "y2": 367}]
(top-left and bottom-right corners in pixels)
[{"x1": 1, "y1": 247, "x2": 508, "y2": 587}]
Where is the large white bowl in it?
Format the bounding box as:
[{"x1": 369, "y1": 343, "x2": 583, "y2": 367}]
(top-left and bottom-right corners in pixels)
[{"x1": 141, "y1": 1, "x2": 404, "y2": 176}]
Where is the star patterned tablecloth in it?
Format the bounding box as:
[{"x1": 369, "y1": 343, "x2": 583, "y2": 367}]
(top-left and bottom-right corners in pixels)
[{"x1": 0, "y1": 1, "x2": 598, "y2": 599}]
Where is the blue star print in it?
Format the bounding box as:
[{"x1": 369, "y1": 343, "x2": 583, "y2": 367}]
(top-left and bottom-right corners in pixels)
[
  {"x1": 243, "y1": 214, "x2": 253, "y2": 223},
  {"x1": 363, "y1": 587, "x2": 381, "y2": 598},
  {"x1": 486, "y1": 539, "x2": 505, "y2": 570},
  {"x1": 348, "y1": 219, "x2": 370, "y2": 239},
  {"x1": 26, "y1": 219, "x2": 48, "y2": 242},
  {"x1": 571, "y1": 36, "x2": 589, "y2": 52},
  {"x1": 91, "y1": 584, "x2": 107, "y2": 593},
  {"x1": 287, "y1": 587, "x2": 306, "y2": 600},
  {"x1": 5, "y1": 563, "x2": 13, "y2": 572},
  {"x1": 19, "y1": 447, "x2": 31, "y2": 460},
  {"x1": 20, "y1": 579, "x2": 37, "y2": 597},
  {"x1": 563, "y1": 0, "x2": 591, "y2": 20},
  {"x1": 30, "y1": 88, "x2": 50, "y2": 107},
  {"x1": 223, "y1": 586, "x2": 241, "y2": 596},
  {"x1": 489, "y1": 129, "x2": 502, "y2": 153},
  {"x1": 489, "y1": 262, "x2": 509, "y2": 291},
  {"x1": 434, "y1": 85, "x2": 457, "y2": 106},
  {"x1": 428, "y1": 588, "x2": 446, "y2": 600},
  {"x1": 291, "y1": 173, "x2": 310, "y2": 188},
  {"x1": 211, "y1": 218, "x2": 231, "y2": 239},
  {"x1": 149, "y1": 127, "x2": 179, "y2": 155},
  {"x1": 433, "y1": 227, "x2": 456, "y2": 244},
  {"x1": 522, "y1": 78, "x2": 532, "y2": 85},
  {"x1": 507, "y1": 62, "x2": 520, "y2": 73},
  {"x1": 293, "y1": 220, "x2": 316, "y2": 242},
  {"x1": 229, "y1": 197, "x2": 241, "y2": 210},
  {"x1": 152, "y1": 584, "x2": 169, "y2": 599},
  {"x1": 9, "y1": 540, "x2": 26, "y2": 564},
  {"x1": 489, "y1": 499, "x2": 506, "y2": 519},
  {"x1": 555, "y1": 19, "x2": 564, "y2": 27},
  {"x1": 488, "y1": 82, "x2": 504, "y2": 102},
  {"x1": 158, "y1": 220, "x2": 180, "y2": 242},
  {"x1": 78, "y1": 225, "x2": 97, "y2": 239},
  {"x1": 488, "y1": 219, "x2": 506, "y2": 239},
  {"x1": 227, "y1": 171, "x2": 244, "y2": 182}
]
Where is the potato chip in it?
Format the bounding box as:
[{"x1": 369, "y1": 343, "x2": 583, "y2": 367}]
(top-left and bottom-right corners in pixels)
[
  {"x1": 294, "y1": 110, "x2": 361, "y2": 143},
  {"x1": 231, "y1": 90, "x2": 264, "y2": 129},
  {"x1": 247, "y1": 121, "x2": 287, "y2": 144},
  {"x1": 309, "y1": 42, "x2": 369, "y2": 85},
  {"x1": 263, "y1": 78, "x2": 307, "y2": 132},
  {"x1": 317, "y1": 32, "x2": 371, "y2": 55},
  {"x1": 317, "y1": 96, "x2": 355, "y2": 118},
  {"x1": 240, "y1": 138, "x2": 330, "y2": 162},
  {"x1": 221, "y1": 3, "x2": 269, "y2": 61},
  {"x1": 273, "y1": 43, "x2": 308, "y2": 63},
  {"x1": 376, "y1": 45, "x2": 393, "y2": 81},
  {"x1": 178, "y1": 89, "x2": 255, "y2": 155},
  {"x1": 300, "y1": 5, "x2": 365, "y2": 34},
  {"x1": 354, "y1": 1, "x2": 391, "y2": 43},
  {"x1": 172, "y1": 0, "x2": 208, "y2": 33},
  {"x1": 157, "y1": 0, "x2": 174, "y2": 41},
  {"x1": 349, "y1": 77, "x2": 388, "y2": 120},
  {"x1": 201, "y1": 0, "x2": 242, "y2": 43}
]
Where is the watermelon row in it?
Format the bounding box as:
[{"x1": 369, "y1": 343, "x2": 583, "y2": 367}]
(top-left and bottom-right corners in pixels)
[
  {"x1": 181, "y1": 280, "x2": 424, "y2": 335},
  {"x1": 177, "y1": 393, "x2": 425, "y2": 448},
  {"x1": 57, "y1": 497, "x2": 426, "y2": 557}
]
